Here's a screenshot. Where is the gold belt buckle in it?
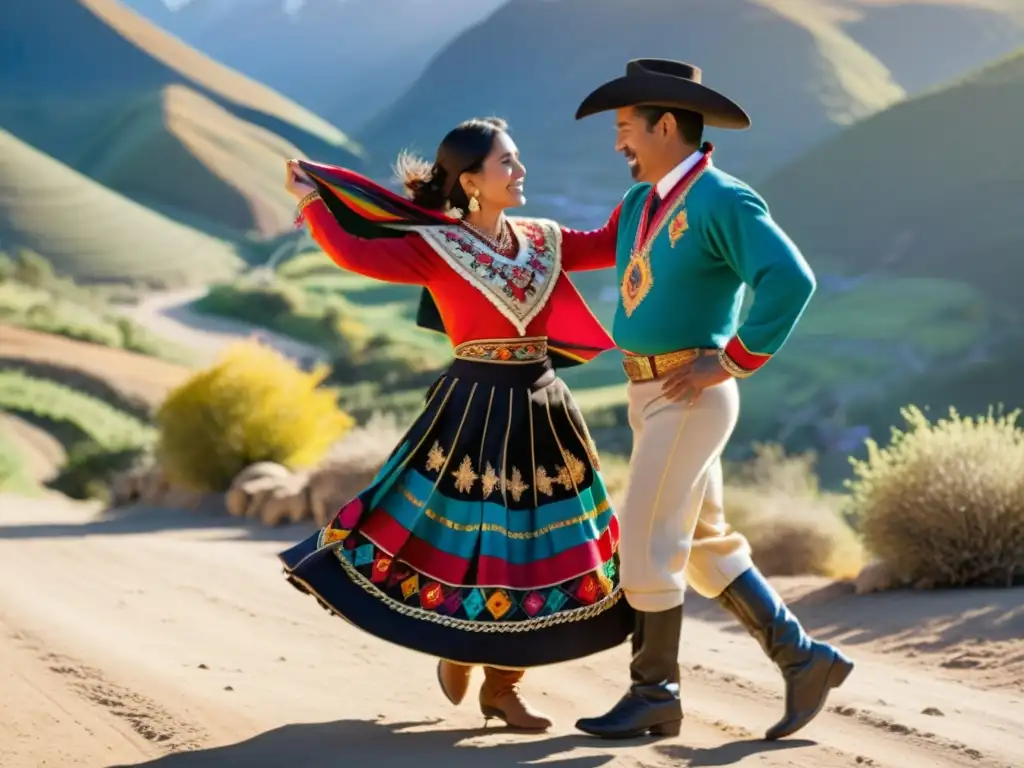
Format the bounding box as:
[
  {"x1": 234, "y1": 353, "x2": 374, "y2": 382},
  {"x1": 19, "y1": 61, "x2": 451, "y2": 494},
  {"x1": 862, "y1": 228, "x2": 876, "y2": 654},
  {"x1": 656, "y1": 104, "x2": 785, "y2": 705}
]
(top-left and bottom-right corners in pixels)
[
  {"x1": 623, "y1": 355, "x2": 655, "y2": 382},
  {"x1": 656, "y1": 348, "x2": 699, "y2": 376}
]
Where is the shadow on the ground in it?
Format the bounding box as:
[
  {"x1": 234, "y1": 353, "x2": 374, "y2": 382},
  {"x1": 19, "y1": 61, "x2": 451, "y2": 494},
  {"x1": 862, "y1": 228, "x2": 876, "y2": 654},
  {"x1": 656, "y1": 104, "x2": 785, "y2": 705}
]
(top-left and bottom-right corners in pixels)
[
  {"x1": 4, "y1": 497, "x2": 1021, "y2": 659},
  {"x1": 0, "y1": 497, "x2": 311, "y2": 544},
  {"x1": 110, "y1": 718, "x2": 816, "y2": 768},
  {"x1": 684, "y1": 578, "x2": 1024, "y2": 654}
]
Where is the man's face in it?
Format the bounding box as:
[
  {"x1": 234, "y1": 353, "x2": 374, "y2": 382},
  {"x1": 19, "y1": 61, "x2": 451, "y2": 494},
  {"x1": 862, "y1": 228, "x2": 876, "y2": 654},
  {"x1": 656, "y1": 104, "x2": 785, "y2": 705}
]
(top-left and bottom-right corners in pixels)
[{"x1": 614, "y1": 106, "x2": 664, "y2": 183}]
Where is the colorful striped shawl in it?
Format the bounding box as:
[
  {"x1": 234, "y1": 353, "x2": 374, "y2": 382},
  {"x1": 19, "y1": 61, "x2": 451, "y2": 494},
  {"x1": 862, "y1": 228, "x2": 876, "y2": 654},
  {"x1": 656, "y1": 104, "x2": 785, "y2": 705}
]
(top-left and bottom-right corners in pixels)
[{"x1": 294, "y1": 160, "x2": 612, "y2": 369}]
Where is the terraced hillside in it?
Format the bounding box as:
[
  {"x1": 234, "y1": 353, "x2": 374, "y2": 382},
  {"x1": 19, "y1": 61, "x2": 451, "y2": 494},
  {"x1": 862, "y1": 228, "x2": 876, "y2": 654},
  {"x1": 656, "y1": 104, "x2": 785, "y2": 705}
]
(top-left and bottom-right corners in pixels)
[
  {"x1": 0, "y1": 324, "x2": 191, "y2": 496},
  {"x1": 0, "y1": 325, "x2": 190, "y2": 412},
  {"x1": 0, "y1": 0, "x2": 361, "y2": 237},
  {"x1": 0, "y1": 130, "x2": 244, "y2": 288}
]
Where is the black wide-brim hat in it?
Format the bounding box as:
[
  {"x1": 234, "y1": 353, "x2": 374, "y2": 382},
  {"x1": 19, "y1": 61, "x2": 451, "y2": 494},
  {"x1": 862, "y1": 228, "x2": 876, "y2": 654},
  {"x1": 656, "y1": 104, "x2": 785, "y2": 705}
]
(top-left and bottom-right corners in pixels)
[{"x1": 575, "y1": 58, "x2": 750, "y2": 129}]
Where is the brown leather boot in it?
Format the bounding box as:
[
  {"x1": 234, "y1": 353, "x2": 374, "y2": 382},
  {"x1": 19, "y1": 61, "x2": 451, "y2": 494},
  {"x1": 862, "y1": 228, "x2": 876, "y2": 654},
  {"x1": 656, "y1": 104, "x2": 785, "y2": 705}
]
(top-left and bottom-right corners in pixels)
[
  {"x1": 479, "y1": 667, "x2": 553, "y2": 731},
  {"x1": 437, "y1": 660, "x2": 473, "y2": 706}
]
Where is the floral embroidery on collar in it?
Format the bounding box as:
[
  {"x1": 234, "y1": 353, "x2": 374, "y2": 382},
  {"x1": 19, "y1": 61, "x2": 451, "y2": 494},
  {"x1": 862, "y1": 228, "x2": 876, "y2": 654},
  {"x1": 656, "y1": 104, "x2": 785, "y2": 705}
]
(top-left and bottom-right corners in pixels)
[{"x1": 417, "y1": 218, "x2": 562, "y2": 335}]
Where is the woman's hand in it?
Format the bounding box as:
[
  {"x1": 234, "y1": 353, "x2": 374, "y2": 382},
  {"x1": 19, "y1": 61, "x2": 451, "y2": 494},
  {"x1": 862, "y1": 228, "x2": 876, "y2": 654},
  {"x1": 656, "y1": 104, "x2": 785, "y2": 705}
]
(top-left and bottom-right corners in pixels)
[{"x1": 285, "y1": 159, "x2": 317, "y2": 200}]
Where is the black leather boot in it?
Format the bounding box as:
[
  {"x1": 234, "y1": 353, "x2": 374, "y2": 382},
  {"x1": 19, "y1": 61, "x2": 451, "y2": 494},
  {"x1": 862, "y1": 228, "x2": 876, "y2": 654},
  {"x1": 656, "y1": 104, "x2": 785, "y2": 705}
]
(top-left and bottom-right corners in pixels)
[
  {"x1": 717, "y1": 567, "x2": 854, "y2": 740},
  {"x1": 575, "y1": 606, "x2": 684, "y2": 739}
]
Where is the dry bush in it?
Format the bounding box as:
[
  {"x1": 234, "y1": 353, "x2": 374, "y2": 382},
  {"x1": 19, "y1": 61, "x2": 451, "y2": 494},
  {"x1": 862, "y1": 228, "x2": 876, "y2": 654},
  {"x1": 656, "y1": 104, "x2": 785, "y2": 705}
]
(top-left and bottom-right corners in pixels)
[
  {"x1": 156, "y1": 340, "x2": 354, "y2": 492},
  {"x1": 847, "y1": 405, "x2": 1024, "y2": 588},
  {"x1": 305, "y1": 412, "x2": 412, "y2": 525},
  {"x1": 725, "y1": 485, "x2": 864, "y2": 580},
  {"x1": 603, "y1": 442, "x2": 864, "y2": 579},
  {"x1": 321, "y1": 411, "x2": 410, "y2": 466}
]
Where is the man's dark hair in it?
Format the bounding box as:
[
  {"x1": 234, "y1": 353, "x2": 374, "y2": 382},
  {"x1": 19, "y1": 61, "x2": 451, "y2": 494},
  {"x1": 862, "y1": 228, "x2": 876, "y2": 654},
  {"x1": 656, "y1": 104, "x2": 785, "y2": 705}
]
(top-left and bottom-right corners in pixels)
[{"x1": 635, "y1": 106, "x2": 703, "y2": 146}]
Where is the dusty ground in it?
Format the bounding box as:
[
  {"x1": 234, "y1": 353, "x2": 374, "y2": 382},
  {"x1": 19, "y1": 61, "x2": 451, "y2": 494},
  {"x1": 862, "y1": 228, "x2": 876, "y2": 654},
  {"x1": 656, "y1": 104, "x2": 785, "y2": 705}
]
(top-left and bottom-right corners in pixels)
[{"x1": 0, "y1": 492, "x2": 1021, "y2": 768}]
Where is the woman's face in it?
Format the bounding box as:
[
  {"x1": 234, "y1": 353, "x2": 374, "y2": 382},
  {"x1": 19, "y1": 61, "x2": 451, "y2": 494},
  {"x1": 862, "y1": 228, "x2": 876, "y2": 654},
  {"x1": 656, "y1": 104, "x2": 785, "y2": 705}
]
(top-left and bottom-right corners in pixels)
[{"x1": 461, "y1": 131, "x2": 526, "y2": 212}]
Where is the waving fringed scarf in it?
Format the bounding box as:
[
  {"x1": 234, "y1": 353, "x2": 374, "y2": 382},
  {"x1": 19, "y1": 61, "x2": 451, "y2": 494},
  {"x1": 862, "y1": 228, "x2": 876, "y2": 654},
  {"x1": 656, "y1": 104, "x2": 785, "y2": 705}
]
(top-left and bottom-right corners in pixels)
[{"x1": 294, "y1": 160, "x2": 613, "y2": 369}]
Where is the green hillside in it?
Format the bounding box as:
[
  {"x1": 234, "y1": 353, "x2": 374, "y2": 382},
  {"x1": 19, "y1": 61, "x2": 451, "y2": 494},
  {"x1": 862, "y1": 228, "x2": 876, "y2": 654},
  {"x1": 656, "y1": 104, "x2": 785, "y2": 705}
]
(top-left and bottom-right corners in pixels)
[
  {"x1": 762, "y1": 47, "x2": 1024, "y2": 306},
  {"x1": 835, "y1": 0, "x2": 1024, "y2": 93},
  {"x1": 741, "y1": 47, "x2": 1024, "y2": 470},
  {"x1": 75, "y1": 84, "x2": 305, "y2": 238},
  {"x1": 0, "y1": 0, "x2": 361, "y2": 237},
  {"x1": 0, "y1": 129, "x2": 244, "y2": 288},
  {"x1": 358, "y1": 0, "x2": 905, "y2": 207}
]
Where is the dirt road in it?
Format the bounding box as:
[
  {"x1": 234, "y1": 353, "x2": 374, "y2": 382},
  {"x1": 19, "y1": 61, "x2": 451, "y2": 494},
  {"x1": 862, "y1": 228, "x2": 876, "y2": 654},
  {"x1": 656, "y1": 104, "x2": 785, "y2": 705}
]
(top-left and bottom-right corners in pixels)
[
  {"x1": 117, "y1": 289, "x2": 329, "y2": 365},
  {"x1": 1, "y1": 493, "x2": 1020, "y2": 768}
]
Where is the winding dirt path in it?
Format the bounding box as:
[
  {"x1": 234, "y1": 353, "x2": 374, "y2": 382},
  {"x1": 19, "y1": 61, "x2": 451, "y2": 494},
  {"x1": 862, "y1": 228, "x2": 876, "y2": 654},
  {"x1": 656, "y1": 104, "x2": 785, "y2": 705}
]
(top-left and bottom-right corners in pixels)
[
  {"x1": 117, "y1": 289, "x2": 329, "y2": 365},
  {"x1": 1, "y1": 493, "x2": 1021, "y2": 767}
]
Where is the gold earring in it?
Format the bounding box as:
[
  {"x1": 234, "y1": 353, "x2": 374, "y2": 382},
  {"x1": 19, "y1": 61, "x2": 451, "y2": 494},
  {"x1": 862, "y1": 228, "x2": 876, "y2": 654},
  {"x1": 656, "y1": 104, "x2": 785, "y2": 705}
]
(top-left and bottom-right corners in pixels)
[{"x1": 468, "y1": 191, "x2": 480, "y2": 213}]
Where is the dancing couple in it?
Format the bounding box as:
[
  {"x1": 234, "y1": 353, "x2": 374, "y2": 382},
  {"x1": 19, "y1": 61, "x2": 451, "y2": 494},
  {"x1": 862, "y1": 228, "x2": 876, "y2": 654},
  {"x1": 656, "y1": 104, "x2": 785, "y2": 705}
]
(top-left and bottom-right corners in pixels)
[{"x1": 279, "y1": 58, "x2": 853, "y2": 740}]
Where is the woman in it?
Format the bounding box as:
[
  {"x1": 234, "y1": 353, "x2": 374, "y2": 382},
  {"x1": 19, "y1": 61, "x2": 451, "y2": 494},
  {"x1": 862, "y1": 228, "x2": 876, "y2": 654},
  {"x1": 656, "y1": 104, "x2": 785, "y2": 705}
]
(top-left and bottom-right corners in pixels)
[{"x1": 280, "y1": 117, "x2": 629, "y2": 731}]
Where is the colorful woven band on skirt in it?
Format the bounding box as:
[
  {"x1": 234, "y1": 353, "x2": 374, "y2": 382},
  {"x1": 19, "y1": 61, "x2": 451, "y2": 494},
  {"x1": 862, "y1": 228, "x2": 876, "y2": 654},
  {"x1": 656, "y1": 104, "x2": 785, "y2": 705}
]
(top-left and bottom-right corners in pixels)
[
  {"x1": 278, "y1": 357, "x2": 633, "y2": 667},
  {"x1": 453, "y1": 336, "x2": 548, "y2": 364}
]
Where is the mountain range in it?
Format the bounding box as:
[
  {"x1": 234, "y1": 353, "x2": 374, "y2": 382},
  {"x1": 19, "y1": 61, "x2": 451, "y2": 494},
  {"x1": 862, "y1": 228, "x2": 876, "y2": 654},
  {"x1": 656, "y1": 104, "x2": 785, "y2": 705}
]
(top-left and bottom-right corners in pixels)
[
  {"x1": 0, "y1": 0, "x2": 361, "y2": 239},
  {"x1": 120, "y1": 0, "x2": 508, "y2": 132},
  {"x1": 356, "y1": 0, "x2": 1024, "y2": 208}
]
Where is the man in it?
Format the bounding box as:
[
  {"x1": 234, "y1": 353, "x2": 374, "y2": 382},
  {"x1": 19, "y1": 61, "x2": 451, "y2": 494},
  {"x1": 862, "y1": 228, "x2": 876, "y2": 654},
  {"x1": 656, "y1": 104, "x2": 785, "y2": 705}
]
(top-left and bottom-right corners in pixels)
[{"x1": 571, "y1": 59, "x2": 854, "y2": 740}]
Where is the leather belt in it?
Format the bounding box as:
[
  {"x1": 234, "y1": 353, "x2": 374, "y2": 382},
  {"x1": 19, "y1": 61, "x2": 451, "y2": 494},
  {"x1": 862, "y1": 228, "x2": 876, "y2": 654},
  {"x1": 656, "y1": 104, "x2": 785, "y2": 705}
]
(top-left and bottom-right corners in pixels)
[{"x1": 621, "y1": 348, "x2": 713, "y2": 382}]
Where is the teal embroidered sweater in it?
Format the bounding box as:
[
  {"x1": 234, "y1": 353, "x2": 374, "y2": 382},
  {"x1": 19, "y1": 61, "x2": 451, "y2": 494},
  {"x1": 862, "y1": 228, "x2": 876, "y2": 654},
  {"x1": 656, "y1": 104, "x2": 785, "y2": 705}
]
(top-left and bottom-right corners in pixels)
[{"x1": 611, "y1": 165, "x2": 815, "y2": 371}]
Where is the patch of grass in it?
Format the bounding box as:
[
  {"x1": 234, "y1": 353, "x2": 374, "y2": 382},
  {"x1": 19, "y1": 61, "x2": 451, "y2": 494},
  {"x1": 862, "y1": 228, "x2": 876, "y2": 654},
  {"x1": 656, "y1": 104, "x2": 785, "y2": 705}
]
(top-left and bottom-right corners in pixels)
[
  {"x1": 0, "y1": 370, "x2": 155, "y2": 451},
  {"x1": 0, "y1": 360, "x2": 153, "y2": 423},
  {"x1": 0, "y1": 259, "x2": 197, "y2": 365},
  {"x1": 0, "y1": 424, "x2": 37, "y2": 495},
  {"x1": 48, "y1": 443, "x2": 150, "y2": 502},
  {"x1": 195, "y1": 274, "x2": 451, "y2": 386}
]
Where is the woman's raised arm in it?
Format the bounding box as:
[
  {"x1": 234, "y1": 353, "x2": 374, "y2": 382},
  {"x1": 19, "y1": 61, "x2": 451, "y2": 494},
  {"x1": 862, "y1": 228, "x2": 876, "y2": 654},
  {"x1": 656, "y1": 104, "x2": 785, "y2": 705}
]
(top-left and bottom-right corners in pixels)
[{"x1": 297, "y1": 195, "x2": 435, "y2": 285}]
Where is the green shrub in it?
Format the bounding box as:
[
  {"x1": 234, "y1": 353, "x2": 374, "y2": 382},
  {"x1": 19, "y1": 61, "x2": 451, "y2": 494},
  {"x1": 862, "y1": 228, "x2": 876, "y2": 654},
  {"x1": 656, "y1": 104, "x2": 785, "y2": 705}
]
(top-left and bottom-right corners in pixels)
[
  {"x1": 156, "y1": 339, "x2": 354, "y2": 492},
  {"x1": 0, "y1": 252, "x2": 15, "y2": 283},
  {"x1": 11, "y1": 248, "x2": 55, "y2": 288},
  {"x1": 0, "y1": 371, "x2": 155, "y2": 450},
  {"x1": 847, "y1": 405, "x2": 1024, "y2": 588},
  {"x1": 0, "y1": 427, "x2": 35, "y2": 494},
  {"x1": 49, "y1": 443, "x2": 149, "y2": 501},
  {"x1": 197, "y1": 281, "x2": 305, "y2": 325}
]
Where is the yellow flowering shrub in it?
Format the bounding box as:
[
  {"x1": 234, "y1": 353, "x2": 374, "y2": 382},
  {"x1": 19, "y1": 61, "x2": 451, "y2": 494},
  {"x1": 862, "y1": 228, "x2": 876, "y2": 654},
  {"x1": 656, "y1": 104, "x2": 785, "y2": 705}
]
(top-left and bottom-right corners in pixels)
[
  {"x1": 156, "y1": 340, "x2": 354, "y2": 492},
  {"x1": 847, "y1": 405, "x2": 1024, "y2": 588}
]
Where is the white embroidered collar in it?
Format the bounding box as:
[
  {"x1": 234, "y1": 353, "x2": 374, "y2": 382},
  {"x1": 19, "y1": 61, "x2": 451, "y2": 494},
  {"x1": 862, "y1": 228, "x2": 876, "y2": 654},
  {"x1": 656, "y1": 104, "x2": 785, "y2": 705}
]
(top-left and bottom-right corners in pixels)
[{"x1": 416, "y1": 217, "x2": 562, "y2": 336}]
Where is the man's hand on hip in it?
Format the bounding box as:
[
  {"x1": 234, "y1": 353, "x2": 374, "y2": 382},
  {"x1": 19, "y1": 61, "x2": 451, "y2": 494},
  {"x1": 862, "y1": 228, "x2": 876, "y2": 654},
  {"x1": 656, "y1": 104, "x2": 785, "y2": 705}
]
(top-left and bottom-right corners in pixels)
[{"x1": 661, "y1": 355, "x2": 733, "y2": 404}]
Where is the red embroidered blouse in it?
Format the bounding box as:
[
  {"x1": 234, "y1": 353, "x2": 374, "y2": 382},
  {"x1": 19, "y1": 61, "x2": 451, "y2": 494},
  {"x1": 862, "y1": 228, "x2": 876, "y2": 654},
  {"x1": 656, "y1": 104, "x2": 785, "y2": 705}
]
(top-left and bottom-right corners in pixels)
[{"x1": 300, "y1": 199, "x2": 621, "y2": 355}]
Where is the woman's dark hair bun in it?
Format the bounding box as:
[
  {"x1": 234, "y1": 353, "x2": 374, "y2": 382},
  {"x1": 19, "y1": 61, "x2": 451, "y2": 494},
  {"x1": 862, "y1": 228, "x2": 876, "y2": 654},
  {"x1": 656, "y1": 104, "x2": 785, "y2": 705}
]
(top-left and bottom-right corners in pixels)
[{"x1": 394, "y1": 150, "x2": 449, "y2": 210}]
